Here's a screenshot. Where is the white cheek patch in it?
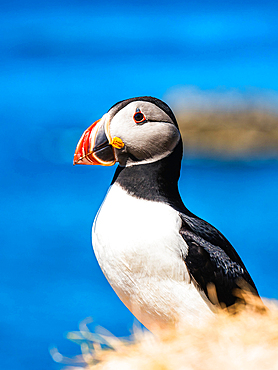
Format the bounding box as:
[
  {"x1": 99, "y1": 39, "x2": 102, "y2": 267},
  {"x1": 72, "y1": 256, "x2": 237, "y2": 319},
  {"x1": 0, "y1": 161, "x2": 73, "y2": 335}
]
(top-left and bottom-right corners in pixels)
[
  {"x1": 109, "y1": 101, "x2": 180, "y2": 166},
  {"x1": 139, "y1": 122, "x2": 180, "y2": 154}
]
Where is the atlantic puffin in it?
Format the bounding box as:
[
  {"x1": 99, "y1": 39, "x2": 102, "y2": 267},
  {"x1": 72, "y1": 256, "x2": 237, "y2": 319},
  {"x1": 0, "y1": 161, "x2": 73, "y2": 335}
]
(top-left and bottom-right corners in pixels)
[{"x1": 74, "y1": 96, "x2": 259, "y2": 330}]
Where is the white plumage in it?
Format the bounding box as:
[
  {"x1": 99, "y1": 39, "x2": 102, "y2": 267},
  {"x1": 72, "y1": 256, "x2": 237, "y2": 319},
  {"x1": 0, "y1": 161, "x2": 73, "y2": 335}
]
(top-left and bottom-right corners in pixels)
[{"x1": 92, "y1": 184, "x2": 213, "y2": 330}]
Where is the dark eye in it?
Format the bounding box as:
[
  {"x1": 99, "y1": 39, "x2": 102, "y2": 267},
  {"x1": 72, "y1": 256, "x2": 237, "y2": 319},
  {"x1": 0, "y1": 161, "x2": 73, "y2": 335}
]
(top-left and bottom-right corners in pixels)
[{"x1": 133, "y1": 111, "x2": 146, "y2": 124}]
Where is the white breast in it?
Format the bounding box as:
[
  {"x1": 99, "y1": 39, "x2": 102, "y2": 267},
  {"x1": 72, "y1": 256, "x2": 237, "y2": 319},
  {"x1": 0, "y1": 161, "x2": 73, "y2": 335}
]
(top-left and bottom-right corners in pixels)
[{"x1": 92, "y1": 184, "x2": 213, "y2": 330}]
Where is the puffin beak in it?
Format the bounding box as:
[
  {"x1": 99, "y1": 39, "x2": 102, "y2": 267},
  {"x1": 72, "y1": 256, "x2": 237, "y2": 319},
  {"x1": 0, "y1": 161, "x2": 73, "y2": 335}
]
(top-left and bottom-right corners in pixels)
[{"x1": 73, "y1": 114, "x2": 124, "y2": 166}]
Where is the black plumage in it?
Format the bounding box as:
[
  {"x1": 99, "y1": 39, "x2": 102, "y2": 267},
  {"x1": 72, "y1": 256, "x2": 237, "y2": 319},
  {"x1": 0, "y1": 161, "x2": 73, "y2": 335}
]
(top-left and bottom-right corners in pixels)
[{"x1": 180, "y1": 215, "x2": 258, "y2": 307}]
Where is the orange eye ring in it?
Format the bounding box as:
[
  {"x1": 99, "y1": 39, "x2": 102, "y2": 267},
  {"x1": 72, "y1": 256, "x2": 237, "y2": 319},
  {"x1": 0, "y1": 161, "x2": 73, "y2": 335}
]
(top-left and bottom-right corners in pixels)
[{"x1": 133, "y1": 110, "x2": 146, "y2": 124}]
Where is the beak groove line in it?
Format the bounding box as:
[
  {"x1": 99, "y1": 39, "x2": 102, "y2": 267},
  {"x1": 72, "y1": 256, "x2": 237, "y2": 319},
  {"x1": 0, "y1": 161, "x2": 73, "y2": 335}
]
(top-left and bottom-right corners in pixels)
[{"x1": 73, "y1": 116, "x2": 117, "y2": 166}]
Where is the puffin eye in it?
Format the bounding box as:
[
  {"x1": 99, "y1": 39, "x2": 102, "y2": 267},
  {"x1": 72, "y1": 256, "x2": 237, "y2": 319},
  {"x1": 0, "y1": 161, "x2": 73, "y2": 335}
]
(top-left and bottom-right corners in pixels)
[{"x1": 133, "y1": 110, "x2": 146, "y2": 124}]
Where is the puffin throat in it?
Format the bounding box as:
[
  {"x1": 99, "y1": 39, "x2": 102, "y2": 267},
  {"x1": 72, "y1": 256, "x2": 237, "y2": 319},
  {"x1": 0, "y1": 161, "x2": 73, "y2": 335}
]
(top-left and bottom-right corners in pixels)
[{"x1": 111, "y1": 139, "x2": 185, "y2": 210}]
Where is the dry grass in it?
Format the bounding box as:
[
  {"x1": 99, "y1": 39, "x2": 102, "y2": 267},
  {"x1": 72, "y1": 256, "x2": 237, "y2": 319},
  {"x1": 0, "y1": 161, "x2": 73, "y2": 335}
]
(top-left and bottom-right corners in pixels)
[
  {"x1": 52, "y1": 295, "x2": 278, "y2": 370},
  {"x1": 177, "y1": 110, "x2": 278, "y2": 158}
]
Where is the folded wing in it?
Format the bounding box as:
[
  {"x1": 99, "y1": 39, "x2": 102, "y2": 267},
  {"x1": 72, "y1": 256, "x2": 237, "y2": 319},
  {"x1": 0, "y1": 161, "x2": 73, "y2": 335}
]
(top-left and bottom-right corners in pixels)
[{"x1": 179, "y1": 213, "x2": 259, "y2": 307}]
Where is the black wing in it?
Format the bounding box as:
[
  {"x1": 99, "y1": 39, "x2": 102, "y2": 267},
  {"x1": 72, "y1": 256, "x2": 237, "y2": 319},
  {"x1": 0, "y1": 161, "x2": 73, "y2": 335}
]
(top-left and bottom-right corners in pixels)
[{"x1": 179, "y1": 212, "x2": 259, "y2": 307}]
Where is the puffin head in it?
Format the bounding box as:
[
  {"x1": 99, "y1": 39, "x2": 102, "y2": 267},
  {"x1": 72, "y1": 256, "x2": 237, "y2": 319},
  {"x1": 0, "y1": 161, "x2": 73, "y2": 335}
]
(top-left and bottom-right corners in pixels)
[{"x1": 73, "y1": 97, "x2": 181, "y2": 167}]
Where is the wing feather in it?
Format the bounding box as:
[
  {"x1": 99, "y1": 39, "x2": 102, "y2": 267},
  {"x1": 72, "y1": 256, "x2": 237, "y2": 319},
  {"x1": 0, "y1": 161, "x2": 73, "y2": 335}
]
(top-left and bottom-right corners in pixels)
[{"x1": 179, "y1": 213, "x2": 259, "y2": 307}]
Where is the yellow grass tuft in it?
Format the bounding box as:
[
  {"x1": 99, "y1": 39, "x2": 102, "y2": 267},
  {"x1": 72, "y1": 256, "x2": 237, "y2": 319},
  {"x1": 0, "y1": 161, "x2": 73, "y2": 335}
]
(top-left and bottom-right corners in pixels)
[{"x1": 52, "y1": 295, "x2": 278, "y2": 370}]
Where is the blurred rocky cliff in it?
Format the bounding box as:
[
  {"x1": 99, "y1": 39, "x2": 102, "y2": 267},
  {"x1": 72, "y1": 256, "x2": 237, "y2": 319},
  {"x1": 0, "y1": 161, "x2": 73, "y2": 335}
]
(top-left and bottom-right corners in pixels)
[{"x1": 165, "y1": 87, "x2": 278, "y2": 159}]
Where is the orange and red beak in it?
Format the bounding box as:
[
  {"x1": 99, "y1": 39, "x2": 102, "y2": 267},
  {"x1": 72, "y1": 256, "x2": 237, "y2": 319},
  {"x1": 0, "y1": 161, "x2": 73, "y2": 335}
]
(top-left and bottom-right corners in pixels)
[{"x1": 73, "y1": 114, "x2": 124, "y2": 166}]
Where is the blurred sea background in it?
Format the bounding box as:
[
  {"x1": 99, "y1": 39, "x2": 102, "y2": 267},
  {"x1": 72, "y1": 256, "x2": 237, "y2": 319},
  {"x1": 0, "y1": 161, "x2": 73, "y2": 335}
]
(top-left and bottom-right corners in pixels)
[{"x1": 1, "y1": 0, "x2": 278, "y2": 369}]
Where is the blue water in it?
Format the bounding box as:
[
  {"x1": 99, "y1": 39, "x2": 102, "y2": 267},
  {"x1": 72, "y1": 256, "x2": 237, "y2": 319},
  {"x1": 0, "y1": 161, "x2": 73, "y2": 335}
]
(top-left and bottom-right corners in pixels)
[
  {"x1": 1, "y1": 0, "x2": 278, "y2": 369},
  {"x1": 2, "y1": 159, "x2": 278, "y2": 369}
]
